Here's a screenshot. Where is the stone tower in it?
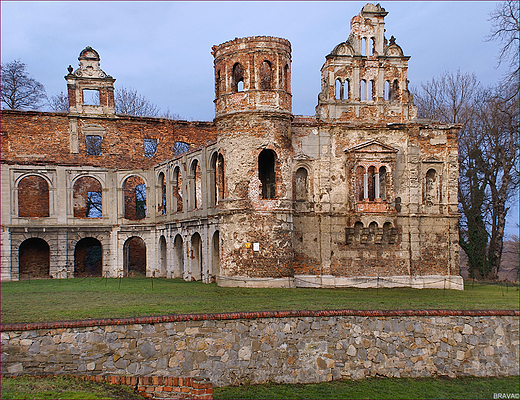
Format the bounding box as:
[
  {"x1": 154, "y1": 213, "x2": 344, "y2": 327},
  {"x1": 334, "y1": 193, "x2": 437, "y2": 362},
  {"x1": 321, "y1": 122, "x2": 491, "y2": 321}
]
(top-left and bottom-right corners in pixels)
[
  {"x1": 212, "y1": 36, "x2": 294, "y2": 287},
  {"x1": 315, "y1": 3, "x2": 417, "y2": 123}
]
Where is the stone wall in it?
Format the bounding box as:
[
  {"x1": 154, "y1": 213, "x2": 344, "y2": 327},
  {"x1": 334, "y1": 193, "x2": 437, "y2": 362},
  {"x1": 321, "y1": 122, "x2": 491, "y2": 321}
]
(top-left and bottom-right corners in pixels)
[{"x1": 2, "y1": 310, "x2": 518, "y2": 387}]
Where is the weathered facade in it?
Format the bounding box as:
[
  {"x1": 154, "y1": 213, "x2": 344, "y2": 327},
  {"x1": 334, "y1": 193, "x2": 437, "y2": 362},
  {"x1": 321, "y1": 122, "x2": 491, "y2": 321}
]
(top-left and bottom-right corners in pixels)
[{"x1": 0, "y1": 4, "x2": 462, "y2": 288}]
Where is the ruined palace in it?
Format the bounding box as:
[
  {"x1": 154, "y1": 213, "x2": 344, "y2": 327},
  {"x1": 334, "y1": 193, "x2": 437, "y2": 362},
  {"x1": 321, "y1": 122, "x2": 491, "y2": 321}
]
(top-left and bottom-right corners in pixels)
[{"x1": 0, "y1": 4, "x2": 463, "y2": 289}]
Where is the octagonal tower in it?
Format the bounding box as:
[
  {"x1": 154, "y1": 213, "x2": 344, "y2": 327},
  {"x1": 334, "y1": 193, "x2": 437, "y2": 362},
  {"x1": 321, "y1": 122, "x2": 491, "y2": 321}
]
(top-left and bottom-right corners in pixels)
[{"x1": 213, "y1": 36, "x2": 294, "y2": 287}]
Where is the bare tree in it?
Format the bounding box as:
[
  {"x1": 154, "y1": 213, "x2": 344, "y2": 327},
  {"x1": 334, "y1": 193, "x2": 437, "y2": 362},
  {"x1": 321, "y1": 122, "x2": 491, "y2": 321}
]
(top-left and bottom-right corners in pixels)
[
  {"x1": 47, "y1": 91, "x2": 69, "y2": 112},
  {"x1": 414, "y1": 72, "x2": 519, "y2": 280},
  {"x1": 487, "y1": 0, "x2": 520, "y2": 84},
  {"x1": 1, "y1": 60, "x2": 46, "y2": 110},
  {"x1": 114, "y1": 86, "x2": 160, "y2": 117}
]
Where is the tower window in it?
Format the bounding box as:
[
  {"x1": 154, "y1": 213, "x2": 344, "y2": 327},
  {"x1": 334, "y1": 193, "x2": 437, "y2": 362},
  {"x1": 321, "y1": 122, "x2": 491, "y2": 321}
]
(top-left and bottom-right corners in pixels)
[
  {"x1": 259, "y1": 60, "x2": 272, "y2": 90},
  {"x1": 232, "y1": 63, "x2": 244, "y2": 92},
  {"x1": 83, "y1": 89, "x2": 100, "y2": 105},
  {"x1": 259, "y1": 149, "x2": 276, "y2": 199}
]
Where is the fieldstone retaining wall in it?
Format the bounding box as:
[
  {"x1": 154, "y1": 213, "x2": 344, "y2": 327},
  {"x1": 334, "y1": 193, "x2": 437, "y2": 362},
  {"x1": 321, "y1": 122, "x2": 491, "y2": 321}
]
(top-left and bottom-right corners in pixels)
[{"x1": 1, "y1": 310, "x2": 518, "y2": 387}]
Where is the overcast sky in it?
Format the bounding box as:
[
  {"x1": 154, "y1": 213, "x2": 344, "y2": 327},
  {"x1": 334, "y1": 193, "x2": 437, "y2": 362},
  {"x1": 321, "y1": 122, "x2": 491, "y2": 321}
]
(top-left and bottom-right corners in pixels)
[{"x1": 1, "y1": 1, "x2": 517, "y2": 234}]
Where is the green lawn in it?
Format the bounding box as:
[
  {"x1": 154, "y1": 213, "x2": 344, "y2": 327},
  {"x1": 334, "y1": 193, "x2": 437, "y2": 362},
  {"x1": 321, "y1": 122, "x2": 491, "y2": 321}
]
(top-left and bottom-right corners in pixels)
[
  {"x1": 214, "y1": 376, "x2": 520, "y2": 399},
  {"x1": 1, "y1": 277, "x2": 517, "y2": 324},
  {"x1": 1, "y1": 375, "x2": 518, "y2": 400},
  {"x1": 0, "y1": 375, "x2": 144, "y2": 399}
]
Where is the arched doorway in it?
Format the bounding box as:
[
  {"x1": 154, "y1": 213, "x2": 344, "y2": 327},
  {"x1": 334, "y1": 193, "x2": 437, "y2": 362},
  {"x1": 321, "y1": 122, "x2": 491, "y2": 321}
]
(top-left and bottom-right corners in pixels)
[
  {"x1": 124, "y1": 236, "x2": 146, "y2": 277},
  {"x1": 173, "y1": 234, "x2": 184, "y2": 279},
  {"x1": 19, "y1": 238, "x2": 50, "y2": 279},
  {"x1": 212, "y1": 231, "x2": 220, "y2": 280},
  {"x1": 191, "y1": 233, "x2": 202, "y2": 281},
  {"x1": 74, "y1": 237, "x2": 102, "y2": 277},
  {"x1": 159, "y1": 235, "x2": 167, "y2": 277}
]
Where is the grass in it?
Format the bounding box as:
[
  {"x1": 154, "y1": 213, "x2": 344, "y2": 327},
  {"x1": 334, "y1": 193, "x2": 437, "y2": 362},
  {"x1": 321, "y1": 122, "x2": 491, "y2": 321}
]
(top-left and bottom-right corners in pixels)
[
  {"x1": 214, "y1": 376, "x2": 520, "y2": 399},
  {"x1": 1, "y1": 375, "x2": 518, "y2": 399},
  {"x1": 0, "y1": 375, "x2": 144, "y2": 399},
  {"x1": 1, "y1": 277, "x2": 518, "y2": 324}
]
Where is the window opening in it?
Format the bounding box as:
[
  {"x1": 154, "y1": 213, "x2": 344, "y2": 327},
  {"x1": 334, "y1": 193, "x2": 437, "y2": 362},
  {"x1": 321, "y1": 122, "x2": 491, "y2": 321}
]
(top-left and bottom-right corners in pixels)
[
  {"x1": 135, "y1": 184, "x2": 146, "y2": 219},
  {"x1": 217, "y1": 154, "x2": 225, "y2": 204},
  {"x1": 295, "y1": 167, "x2": 308, "y2": 201},
  {"x1": 384, "y1": 81, "x2": 390, "y2": 100},
  {"x1": 360, "y1": 80, "x2": 366, "y2": 101},
  {"x1": 18, "y1": 175, "x2": 50, "y2": 218},
  {"x1": 87, "y1": 191, "x2": 102, "y2": 218},
  {"x1": 284, "y1": 64, "x2": 289, "y2": 91},
  {"x1": 259, "y1": 149, "x2": 276, "y2": 199},
  {"x1": 86, "y1": 135, "x2": 102, "y2": 156},
  {"x1": 144, "y1": 138, "x2": 157, "y2": 158},
  {"x1": 335, "y1": 79, "x2": 342, "y2": 100},
  {"x1": 367, "y1": 166, "x2": 376, "y2": 201},
  {"x1": 391, "y1": 80, "x2": 399, "y2": 101},
  {"x1": 174, "y1": 141, "x2": 189, "y2": 156},
  {"x1": 83, "y1": 89, "x2": 100, "y2": 105},
  {"x1": 173, "y1": 167, "x2": 183, "y2": 212},
  {"x1": 369, "y1": 38, "x2": 375, "y2": 55},
  {"x1": 356, "y1": 166, "x2": 365, "y2": 201},
  {"x1": 74, "y1": 237, "x2": 102, "y2": 277},
  {"x1": 232, "y1": 63, "x2": 244, "y2": 92},
  {"x1": 158, "y1": 172, "x2": 166, "y2": 214},
  {"x1": 345, "y1": 79, "x2": 350, "y2": 99},
  {"x1": 19, "y1": 238, "x2": 50, "y2": 279},
  {"x1": 361, "y1": 37, "x2": 367, "y2": 55},
  {"x1": 368, "y1": 80, "x2": 374, "y2": 101},
  {"x1": 260, "y1": 60, "x2": 272, "y2": 90},
  {"x1": 215, "y1": 70, "x2": 221, "y2": 98},
  {"x1": 379, "y1": 166, "x2": 387, "y2": 201}
]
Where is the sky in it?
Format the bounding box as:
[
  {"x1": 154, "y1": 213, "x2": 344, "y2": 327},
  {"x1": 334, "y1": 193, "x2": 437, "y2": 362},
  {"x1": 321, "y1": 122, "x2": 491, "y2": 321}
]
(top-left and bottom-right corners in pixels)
[{"x1": 1, "y1": 0, "x2": 518, "y2": 235}]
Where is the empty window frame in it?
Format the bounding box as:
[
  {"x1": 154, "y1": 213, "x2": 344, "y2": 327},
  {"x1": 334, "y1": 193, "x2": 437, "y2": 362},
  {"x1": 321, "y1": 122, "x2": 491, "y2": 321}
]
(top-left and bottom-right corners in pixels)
[
  {"x1": 144, "y1": 138, "x2": 157, "y2": 158},
  {"x1": 258, "y1": 149, "x2": 276, "y2": 199},
  {"x1": 83, "y1": 89, "x2": 100, "y2": 105},
  {"x1": 173, "y1": 167, "x2": 183, "y2": 212},
  {"x1": 232, "y1": 63, "x2": 244, "y2": 92},
  {"x1": 74, "y1": 176, "x2": 103, "y2": 218},
  {"x1": 123, "y1": 176, "x2": 147, "y2": 220},
  {"x1": 295, "y1": 167, "x2": 308, "y2": 201},
  {"x1": 259, "y1": 60, "x2": 272, "y2": 90},
  {"x1": 86, "y1": 135, "x2": 102, "y2": 156},
  {"x1": 18, "y1": 175, "x2": 50, "y2": 218},
  {"x1": 174, "y1": 141, "x2": 189, "y2": 157},
  {"x1": 158, "y1": 172, "x2": 166, "y2": 214}
]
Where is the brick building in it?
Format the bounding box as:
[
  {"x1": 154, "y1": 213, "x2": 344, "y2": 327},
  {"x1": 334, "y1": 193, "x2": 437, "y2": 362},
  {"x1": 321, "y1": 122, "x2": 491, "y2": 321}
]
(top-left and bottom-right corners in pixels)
[{"x1": 1, "y1": 4, "x2": 463, "y2": 289}]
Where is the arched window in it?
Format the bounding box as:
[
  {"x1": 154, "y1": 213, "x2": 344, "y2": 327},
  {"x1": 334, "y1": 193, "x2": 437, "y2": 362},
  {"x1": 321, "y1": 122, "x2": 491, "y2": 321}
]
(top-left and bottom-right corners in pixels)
[
  {"x1": 295, "y1": 167, "x2": 308, "y2": 201},
  {"x1": 425, "y1": 169, "x2": 437, "y2": 206},
  {"x1": 367, "y1": 166, "x2": 376, "y2": 201},
  {"x1": 215, "y1": 70, "x2": 221, "y2": 98},
  {"x1": 368, "y1": 80, "x2": 374, "y2": 101},
  {"x1": 191, "y1": 160, "x2": 202, "y2": 210},
  {"x1": 335, "y1": 78, "x2": 342, "y2": 100},
  {"x1": 73, "y1": 176, "x2": 102, "y2": 218},
  {"x1": 382, "y1": 222, "x2": 392, "y2": 243},
  {"x1": 258, "y1": 149, "x2": 276, "y2": 199},
  {"x1": 369, "y1": 38, "x2": 375, "y2": 55},
  {"x1": 392, "y1": 79, "x2": 399, "y2": 101},
  {"x1": 217, "y1": 153, "x2": 225, "y2": 203},
  {"x1": 232, "y1": 63, "x2": 244, "y2": 92},
  {"x1": 18, "y1": 175, "x2": 49, "y2": 218},
  {"x1": 360, "y1": 80, "x2": 366, "y2": 101},
  {"x1": 361, "y1": 37, "x2": 367, "y2": 56},
  {"x1": 368, "y1": 221, "x2": 378, "y2": 242},
  {"x1": 354, "y1": 221, "x2": 363, "y2": 242},
  {"x1": 19, "y1": 238, "x2": 50, "y2": 279},
  {"x1": 284, "y1": 64, "x2": 290, "y2": 91},
  {"x1": 74, "y1": 237, "x2": 102, "y2": 277},
  {"x1": 173, "y1": 167, "x2": 183, "y2": 212},
  {"x1": 260, "y1": 60, "x2": 272, "y2": 90},
  {"x1": 158, "y1": 172, "x2": 166, "y2": 215},
  {"x1": 123, "y1": 176, "x2": 146, "y2": 220},
  {"x1": 345, "y1": 79, "x2": 350, "y2": 99},
  {"x1": 356, "y1": 166, "x2": 365, "y2": 201},
  {"x1": 384, "y1": 80, "x2": 390, "y2": 100},
  {"x1": 379, "y1": 166, "x2": 387, "y2": 201}
]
